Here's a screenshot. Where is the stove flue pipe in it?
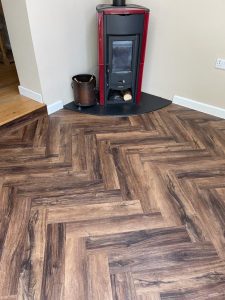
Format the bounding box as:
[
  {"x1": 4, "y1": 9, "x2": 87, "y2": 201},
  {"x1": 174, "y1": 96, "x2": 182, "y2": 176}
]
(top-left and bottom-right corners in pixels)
[{"x1": 113, "y1": 0, "x2": 126, "y2": 6}]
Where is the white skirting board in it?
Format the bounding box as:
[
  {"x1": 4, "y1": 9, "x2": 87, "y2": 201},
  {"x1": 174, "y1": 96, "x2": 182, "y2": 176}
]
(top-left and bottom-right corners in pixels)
[
  {"x1": 18, "y1": 86, "x2": 43, "y2": 103},
  {"x1": 47, "y1": 101, "x2": 64, "y2": 115},
  {"x1": 173, "y1": 95, "x2": 225, "y2": 119}
]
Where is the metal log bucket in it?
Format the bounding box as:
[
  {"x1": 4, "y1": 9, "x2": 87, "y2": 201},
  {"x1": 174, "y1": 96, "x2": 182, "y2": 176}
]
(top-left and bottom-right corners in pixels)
[{"x1": 72, "y1": 74, "x2": 97, "y2": 107}]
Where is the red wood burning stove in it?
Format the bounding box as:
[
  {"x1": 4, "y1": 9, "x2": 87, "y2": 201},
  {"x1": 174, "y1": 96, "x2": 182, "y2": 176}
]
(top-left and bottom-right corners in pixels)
[
  {"x1": 64, "y1": 1, "x2": 170, "y2": 115},
  {"x1": 97, "y1": 0, "x2": 150, "y2": 106}
]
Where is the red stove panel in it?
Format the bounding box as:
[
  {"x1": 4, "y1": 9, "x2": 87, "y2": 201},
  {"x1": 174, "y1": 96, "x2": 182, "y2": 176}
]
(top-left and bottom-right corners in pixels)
[{"x1": 97, "y1": 3, "x2": 150, "y2": 106}]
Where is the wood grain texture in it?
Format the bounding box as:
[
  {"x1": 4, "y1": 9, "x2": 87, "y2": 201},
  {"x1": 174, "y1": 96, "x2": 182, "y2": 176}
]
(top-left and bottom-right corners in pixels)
[
  {"x1": 0, "y1": 64, "x2": 46, "y2": 127},
  {"x1": 64, "y1": 235, "x2": 87, "y2": 300},
  {"x1": 98, "y1": 140, "x2": 120, "y2": 190},
  {"x1": 18, "y1": 208, "x2": 47, "y2": 300},
  {"x1": 0, "y1": 196, "x2": 31, "y2": 297},
  {"x1": 47, "y1": 200, "x2": 143, "y2": 224},
  {"x1": 41, "y1": 224, "x2": 65, "y2": 300},
  {"x1": 111, "y1": 272, "x2": 137, "y2": 300},
  {"x1": 1, "y1": 104, "x2": 225, "y2": 299},
  {"x1": 87, "y1": 252, "x2": 113, "y2": 300}
]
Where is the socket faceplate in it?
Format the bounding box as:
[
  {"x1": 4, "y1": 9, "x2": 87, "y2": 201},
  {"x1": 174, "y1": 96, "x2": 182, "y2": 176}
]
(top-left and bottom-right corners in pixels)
[{"x1": 216, "y1": 58, "x2": 225, "y2": 70}]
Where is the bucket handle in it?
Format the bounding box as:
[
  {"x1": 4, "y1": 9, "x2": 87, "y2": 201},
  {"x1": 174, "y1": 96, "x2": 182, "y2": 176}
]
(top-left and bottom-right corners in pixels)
[
  {"x1": 74, "y1": 74, "x2": 94, "y2": 84},
  {"x1": 71, "y1": 75, "x2": 96, "y2": 90}
]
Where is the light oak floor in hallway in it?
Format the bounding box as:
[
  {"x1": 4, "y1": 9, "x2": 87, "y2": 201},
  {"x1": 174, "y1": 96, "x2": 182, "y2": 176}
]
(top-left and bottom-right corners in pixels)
[
  {"x1": 0, "y1": 63, "x2": 45, "y2": 126},
  {"x1": 0, "y1": 104, "x2": 225, "y2": 299}
]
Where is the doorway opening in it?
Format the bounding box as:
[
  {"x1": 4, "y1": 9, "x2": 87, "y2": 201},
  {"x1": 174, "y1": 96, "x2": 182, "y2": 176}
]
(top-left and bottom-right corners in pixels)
[
  {"x1": 0, "y1": 0, "x2": 19, "y2": 97},
  {"x1": 0, "y1": 0, "x2": 44, "y2": 127}
]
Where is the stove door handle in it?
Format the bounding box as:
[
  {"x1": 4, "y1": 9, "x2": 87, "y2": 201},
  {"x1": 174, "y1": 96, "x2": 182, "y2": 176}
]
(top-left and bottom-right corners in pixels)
[{"x1": 106, "y1": 65, "x2": 110, "y2": 87}]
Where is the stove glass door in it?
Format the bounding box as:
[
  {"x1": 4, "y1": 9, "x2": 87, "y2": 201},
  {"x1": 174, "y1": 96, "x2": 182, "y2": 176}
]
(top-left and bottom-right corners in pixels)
[
  {"x1": 106, "y1": 35, "x2": 140, "y2": 104},
  {"x1": 112, "y1": 41, "x2": 133, "y2": 73}
]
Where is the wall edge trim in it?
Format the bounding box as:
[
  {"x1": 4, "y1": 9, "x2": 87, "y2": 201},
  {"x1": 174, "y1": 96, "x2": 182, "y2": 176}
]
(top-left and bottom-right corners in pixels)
[
  {"x1": 18, "y1": 85, "x2": 43, "y2": 103},
  {"x1": 47, "y1": 101, "x2": 64, "y2": 115},
  {"x1": 173, "y1": 95, "x2": 225, "y2": 119}
]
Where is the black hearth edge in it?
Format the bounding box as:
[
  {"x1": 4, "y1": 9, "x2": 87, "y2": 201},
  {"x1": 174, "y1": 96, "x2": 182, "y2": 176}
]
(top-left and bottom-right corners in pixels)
[{"x1": 63, "y1": 93, "x2": 172, "y2": 117}]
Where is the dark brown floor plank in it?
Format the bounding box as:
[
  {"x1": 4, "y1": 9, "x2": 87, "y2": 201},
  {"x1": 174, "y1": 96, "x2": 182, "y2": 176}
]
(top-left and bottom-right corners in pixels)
[
  {"x1": 0, "y1": 104, "x2": 225, "y2": 298},
  {"x1": 133, "y1": 260, "x2": 225, "y2": 296},
  {"x1": 41, "y1": 223, "x2": 65, "y2": 300},
  {"x1": 66, "y1": 212, "x2": 165, "y2": 237},
  {"x1": 98, "y1": 140, "x2": 120, "y2": 190},
  {"x1": 0, "y1": 196, "x2": 31, "y2": 297},
  {"x1": 47, "y1": 200, "x2": 143, "y2": 224},
  {"x1": 87, "y1": 252, "x2": 113, "y2": 300},
  {"x1": 64, "y1": 235, "x2": 87, "y2": 300},
  {"x1": 86, "y1": 226, "x2": 191, "y2": 253},
  {"x1": 111, "y1": 272, "x2": 137, "y2": 300},
  {"x1": 17, "y1": 208, "x2": 47, "y2": 299},
  {"x1": 109, "y1": 242, "x2": 219, "y2": 274}
]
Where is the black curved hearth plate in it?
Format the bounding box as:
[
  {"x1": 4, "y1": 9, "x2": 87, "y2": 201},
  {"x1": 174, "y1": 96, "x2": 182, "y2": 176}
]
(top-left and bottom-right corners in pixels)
[{"x1": 64, "y1": 92, "x2": 171, "y2": 116}]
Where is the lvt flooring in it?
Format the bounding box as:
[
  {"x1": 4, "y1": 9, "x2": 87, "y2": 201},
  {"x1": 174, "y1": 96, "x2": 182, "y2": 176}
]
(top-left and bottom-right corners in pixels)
[
  {"x1": 0, "y1": 104, "x2": 225, "y2": 299},
  {"x1": 0, "y1": 63, "x2": 45, "y2": 126}
]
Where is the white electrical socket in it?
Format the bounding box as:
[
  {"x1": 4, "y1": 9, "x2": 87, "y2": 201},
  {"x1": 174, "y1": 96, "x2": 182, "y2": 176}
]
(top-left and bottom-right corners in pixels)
[{"x1": 215, "y1": 58, "x2": 225, "y2": 70}]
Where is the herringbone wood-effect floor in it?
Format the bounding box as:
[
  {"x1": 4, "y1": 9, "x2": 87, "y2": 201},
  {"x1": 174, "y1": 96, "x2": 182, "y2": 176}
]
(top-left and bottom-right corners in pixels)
[{"x1": 1, "y1": 104, "x2": 225, "y2": 300}]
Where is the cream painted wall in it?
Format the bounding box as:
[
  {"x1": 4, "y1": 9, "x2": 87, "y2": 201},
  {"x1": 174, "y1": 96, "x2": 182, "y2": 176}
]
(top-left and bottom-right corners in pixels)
[
  {"x1": 1, "y1": 0, "x2": 41, "y2": 94},
  {"x1": 25, "y1": 0, "x2": 109, "y2": 105},
  {"x1": 14, "y1": 0, "x2": 225, "y2": 108},
  {"x1": 129, "y1": 0, "x2": 225, "y2": 108}
]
